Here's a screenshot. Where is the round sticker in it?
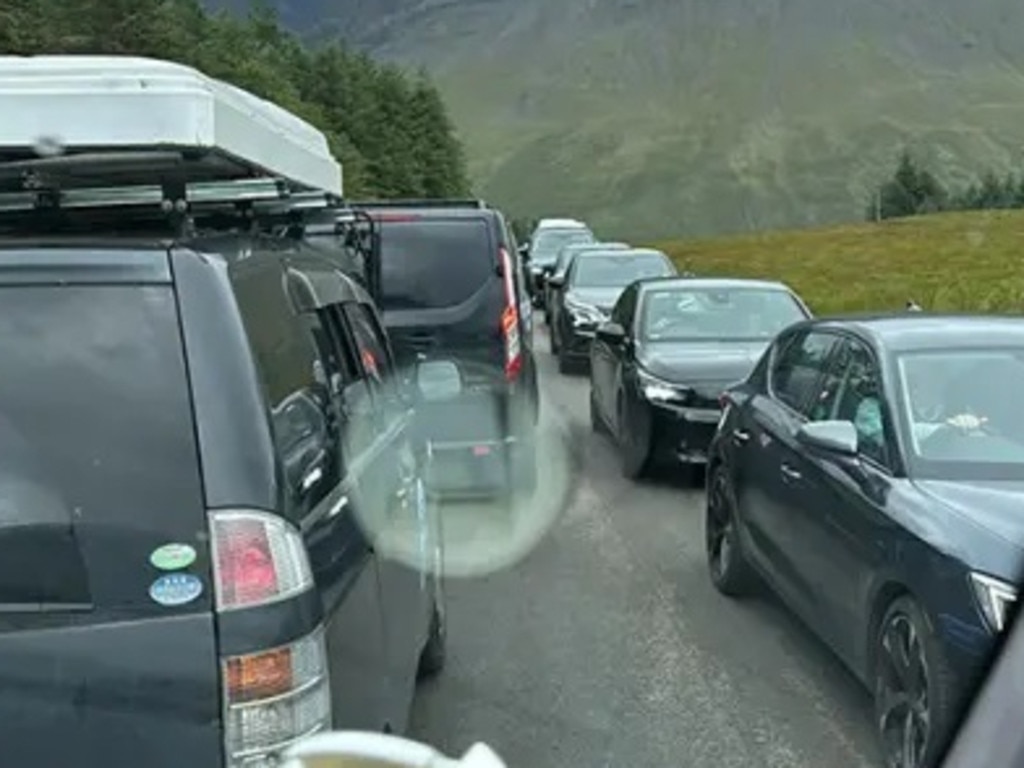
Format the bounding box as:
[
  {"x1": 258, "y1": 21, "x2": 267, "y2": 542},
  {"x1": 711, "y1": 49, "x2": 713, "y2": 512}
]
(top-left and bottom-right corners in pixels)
[
  {"x1": 149, "y1": 573, "x2": 203, "y2": 607},
  {"x1": 149, "y1": 543, "x2": 197, "y2": 571}
]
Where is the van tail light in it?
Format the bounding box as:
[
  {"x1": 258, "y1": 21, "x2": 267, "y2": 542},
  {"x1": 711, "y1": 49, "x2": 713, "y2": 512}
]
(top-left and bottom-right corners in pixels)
[
  {"x1": 210, "y1": 510, "x2": 329, "y2": 766},
  {"x1": 221, "y1": 629, "x2": 331, "y2": 767},
  {"x1": 210, "y1": 509, "x2": 314, "y2": 611},
  {"x1": 499, "y1": 246, "x2": 522, "y2": 381}
]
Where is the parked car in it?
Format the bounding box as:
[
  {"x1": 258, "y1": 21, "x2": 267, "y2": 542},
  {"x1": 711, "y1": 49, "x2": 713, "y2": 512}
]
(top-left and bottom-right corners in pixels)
[
  {"x1": 590, "y1": 277, "x2": 810, "y2": 479},
  {"x1": 344, "y1": 199, "x2": 540, "y2": 496},
  {"x1": 543, "y1": 241, "x2": 630, "y2": 323},
  {"x1": 707, "y1": 313, "x2": 1024, "y2": 768},
  {"x1": 525, "y1": 219, "x2": 594, "y2": 303},
  {"x1": 0, "y1": 54, "x2": 443, "y2": 768},
  {"x1": 548, "y1": 247, "x2": 676, "y2": 374}
]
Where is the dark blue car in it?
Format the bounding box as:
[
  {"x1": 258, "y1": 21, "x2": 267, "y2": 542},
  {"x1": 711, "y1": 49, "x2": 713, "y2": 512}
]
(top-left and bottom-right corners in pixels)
[{"x1": 706, "y1": 314, "x2": 1023, "y2": 768}]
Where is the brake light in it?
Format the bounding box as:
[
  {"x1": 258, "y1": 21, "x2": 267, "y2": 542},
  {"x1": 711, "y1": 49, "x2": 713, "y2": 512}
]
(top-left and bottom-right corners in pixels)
[
  {"x1": 499, "y1": 246, "x2": 522, "y2": 381},
  {"x1": 210, "y1": 509, "x2": 314, "y2": 611},
  {"x1": 210, "y1": 510, "x2": 329, "y2": 766}
]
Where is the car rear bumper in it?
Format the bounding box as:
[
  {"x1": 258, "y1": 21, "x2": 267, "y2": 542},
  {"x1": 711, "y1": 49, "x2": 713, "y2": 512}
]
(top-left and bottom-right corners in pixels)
[{"x1": 649, "y1": 403, "x2": 722, "y2": 464}]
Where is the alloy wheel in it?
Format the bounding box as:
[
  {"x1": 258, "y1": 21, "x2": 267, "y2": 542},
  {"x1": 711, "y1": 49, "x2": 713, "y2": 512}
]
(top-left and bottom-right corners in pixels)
[
  {"x1": 706, "y1": 471, "x2": 734, "y2": 581},
  {"x1": 876, "y1": 612, "x2": 931, "y2": 768}
]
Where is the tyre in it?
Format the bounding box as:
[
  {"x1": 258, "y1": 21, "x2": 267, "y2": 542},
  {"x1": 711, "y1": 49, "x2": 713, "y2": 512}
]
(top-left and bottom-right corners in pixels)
[
  {"x1": 557, "y1": 346, "x2": 572, "y2": 375},
  {"x1": 589, "y1": 388, "x2": 604, "y2": 433},
  {"x1": 509, "y1": 439, "x2": 538, "y2": 494},
  {"x1": 872, "y1": 596, "x2": 960, "y2": 768},
  {"x1": 705, "y1": 462, "x2": 755, "y2": 596},
  {"x1": 417, "y1": 597, "x2": 446, "y2": 679},
  {"x1": 550, "y1": 325, "x2": 560, "y2": 354},
  {"x1": 618, "y1": 397, "x2": 652, "y2": 479}
]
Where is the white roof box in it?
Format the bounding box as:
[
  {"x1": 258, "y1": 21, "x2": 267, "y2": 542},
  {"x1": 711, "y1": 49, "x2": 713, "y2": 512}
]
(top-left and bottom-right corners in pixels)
[{"x1": 0, "y1": 55, "x2": 342, "y2": 196}]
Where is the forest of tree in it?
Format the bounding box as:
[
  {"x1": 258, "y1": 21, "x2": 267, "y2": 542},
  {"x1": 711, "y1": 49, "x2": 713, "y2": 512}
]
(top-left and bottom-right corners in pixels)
[
  {"x1": 869, "y1": 150, "x2": 1024, "y2": 221},
  {"x1": 0, "y1": 0, "x2": 470, "y2": 198}
]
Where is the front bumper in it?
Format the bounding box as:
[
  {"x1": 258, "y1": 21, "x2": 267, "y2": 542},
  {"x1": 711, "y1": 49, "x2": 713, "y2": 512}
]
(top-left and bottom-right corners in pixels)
[{"x1": 649, "y1": 402, "x2": 722, "y2": 464}]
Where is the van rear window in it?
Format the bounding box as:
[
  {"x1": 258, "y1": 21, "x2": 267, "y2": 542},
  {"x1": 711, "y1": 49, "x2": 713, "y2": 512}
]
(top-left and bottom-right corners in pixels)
[
  {"x1": 379, "y1": 219, "x2": 493, "y2": 310},
  {"x1": 0, "y1": 284, "x2": 203, "y2": 607}
]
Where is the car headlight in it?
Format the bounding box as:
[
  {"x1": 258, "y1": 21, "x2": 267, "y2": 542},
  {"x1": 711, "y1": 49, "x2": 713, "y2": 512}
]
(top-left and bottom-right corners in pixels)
[
  {"x1": 970, "y1": 572, "x2": 1018, "y2": 633},
  {"x1": 638, "y1": 368, "x2": 692, "y2": 405},
  {"x1": 564, "y1": 297, "x2": 604, "y2": 325}
]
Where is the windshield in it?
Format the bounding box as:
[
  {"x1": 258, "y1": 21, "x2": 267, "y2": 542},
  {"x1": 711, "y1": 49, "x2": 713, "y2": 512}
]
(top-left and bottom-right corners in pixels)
[
  {"x1": 378, "y1": 218, "x2": 493, "y2": 310},
  {"x1": 896, "y1": 348, "x2": 1024, "y2": 478},
  {"x1": 641, "y1": 287, "x2": 807, "y2": 341},
  {"x1": 530, "y1": 228, "x2": 593, "y2": 265},
  {"x1": 572, "y1": 252, "x2": 672, "y2": 287}
]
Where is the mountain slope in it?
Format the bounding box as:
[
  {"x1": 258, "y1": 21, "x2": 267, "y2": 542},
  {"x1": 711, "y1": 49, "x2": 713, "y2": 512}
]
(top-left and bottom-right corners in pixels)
[{"x1": 214, "y1": 0, "x2": 1024, "y2": 239}]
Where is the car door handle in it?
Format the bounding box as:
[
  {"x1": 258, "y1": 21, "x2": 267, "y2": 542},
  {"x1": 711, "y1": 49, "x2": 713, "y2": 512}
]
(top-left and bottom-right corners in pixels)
[
  {"x1": 731, "y1": 428, "x2": 750, "y2": 445},
  {"x1": 780, "y1": 463, "x2": 802, "y2": 482}
]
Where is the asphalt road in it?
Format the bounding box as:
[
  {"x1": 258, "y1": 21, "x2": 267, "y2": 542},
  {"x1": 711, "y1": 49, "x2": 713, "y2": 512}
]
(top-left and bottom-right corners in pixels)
[{"x1": 409, "y1": 327, "x2": 880, "y2": 768}]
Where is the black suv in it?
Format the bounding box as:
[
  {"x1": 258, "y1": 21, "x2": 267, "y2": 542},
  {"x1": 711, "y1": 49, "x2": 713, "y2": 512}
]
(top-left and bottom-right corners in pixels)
[
  {"x1": 342, "y1": 200, "x2": 541, "y2": 496},
  {"x1": 0, "y1": 183, "x2": 444, "y2": 768}
]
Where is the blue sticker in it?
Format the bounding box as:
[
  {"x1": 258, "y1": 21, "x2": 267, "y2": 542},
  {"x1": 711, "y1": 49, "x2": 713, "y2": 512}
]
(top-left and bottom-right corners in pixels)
[{"x1": 149, "y1": 573, "x2": 203, "y2": 607}]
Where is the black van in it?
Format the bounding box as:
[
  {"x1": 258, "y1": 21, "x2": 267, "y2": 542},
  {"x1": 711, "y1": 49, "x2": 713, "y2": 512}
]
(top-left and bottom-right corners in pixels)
[
  {"x1": 0, "y1": 217, "x2": 444, "y2": 766},
  {"x1": 341, "y1": 200, "x2": 541, "y2": 496}
]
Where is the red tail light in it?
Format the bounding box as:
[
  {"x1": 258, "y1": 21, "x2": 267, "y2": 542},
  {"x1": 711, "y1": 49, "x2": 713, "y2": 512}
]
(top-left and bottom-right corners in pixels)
[
  {"x1": 210, "y1": 509, "x2": 314, "y2": 611},
  {"x1": 499, "y1": 246, "x2": 522, "y2": 381}
]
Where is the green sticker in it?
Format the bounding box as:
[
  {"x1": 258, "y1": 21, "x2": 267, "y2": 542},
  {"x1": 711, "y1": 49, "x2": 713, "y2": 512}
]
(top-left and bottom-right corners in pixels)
[{"x1": 150, "y1": 543, "x2": 197, "y2": 571}]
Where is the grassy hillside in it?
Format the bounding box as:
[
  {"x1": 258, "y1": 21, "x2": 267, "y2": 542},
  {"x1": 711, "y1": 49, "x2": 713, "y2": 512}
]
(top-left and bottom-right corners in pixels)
[
  {"x1": 653, "y1": 209, "x2": 1024, "y2": 315},
  {"x1": 280, "y1": 0, "x2": 1024, "y2": 241}
]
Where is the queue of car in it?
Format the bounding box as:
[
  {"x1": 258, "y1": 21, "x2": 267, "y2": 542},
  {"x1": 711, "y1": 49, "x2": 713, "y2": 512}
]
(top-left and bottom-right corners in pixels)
[{"x1": 527, "y1": 216, "x2": 1023, "y2": 768}]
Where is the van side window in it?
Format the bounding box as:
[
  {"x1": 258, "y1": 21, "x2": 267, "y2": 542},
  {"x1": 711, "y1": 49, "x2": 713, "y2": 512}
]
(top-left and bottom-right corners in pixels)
[
  {"x1": 345, "y1": 303, "x2": 395, "y2": 395},
  {"x1": 233, "y1": 264, "x2": 339, "y2": 518}
]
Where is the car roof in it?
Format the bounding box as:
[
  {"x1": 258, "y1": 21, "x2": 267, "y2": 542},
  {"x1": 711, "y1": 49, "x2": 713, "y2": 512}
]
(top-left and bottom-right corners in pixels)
[
  {"x1": 535, "y1": 218, "x2": 588, "y2": 230},
  {"x1": 637, "y1": 276, "x2": 794, "y2": 293},
  {"x1": 800, "y1": 313, "x2": 1024, "y2": 352}
]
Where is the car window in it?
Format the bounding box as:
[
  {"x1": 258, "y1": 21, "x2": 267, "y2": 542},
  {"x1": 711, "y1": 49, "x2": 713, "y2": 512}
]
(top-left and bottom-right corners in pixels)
[
  {"x1": 809, "y1": 337, "x2": 891, "y2": 466},
  {"x1": 770, "y1": 330, "x2": 839, "y2": 414},
  {"x1": 234, "y1": 264, "x2": 348, "y2": 516},
  {"x1": 530, "y1": 228, "x2": 593, "y2": 266},
  {"x1": 378, "y1": 218, "x2": 493, "y2": 310},
  {"x1": 572, "y1": 253, "x2": 673, "y2": 288},
  {"x1": 640, "y1": 286, "x2": 808, "y2": 342},
  {"x1": 345, "y1": 302, "x2": 397, "y2": 397},
  {"x1": 612, "y1": 285, "x2": 638, "y2": 332},
  {"x1": 0, "y1": 283, "x2": 199, "y2": 607}
]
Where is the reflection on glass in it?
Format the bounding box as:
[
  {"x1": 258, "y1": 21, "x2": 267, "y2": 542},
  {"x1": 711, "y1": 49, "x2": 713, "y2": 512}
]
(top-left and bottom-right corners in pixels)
[
  {"x1": 641, "y1": 287, "x2": 806, "y2": 341},
  {"x1": 897, "y1": 348, "x2": 1024, "y2": 467},
  {"x1": 573, "y1": 253, "x2": 670, "y2": 288}
]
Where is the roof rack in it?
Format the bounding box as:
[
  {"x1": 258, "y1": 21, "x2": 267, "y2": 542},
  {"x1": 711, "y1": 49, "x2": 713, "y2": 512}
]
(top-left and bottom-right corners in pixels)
[
  {"x1": 0, "y1": 55, "x2": 344, "y2": 234},
  {"x1": 349, "y1": 198, "x2": 489, "y2": 210}
]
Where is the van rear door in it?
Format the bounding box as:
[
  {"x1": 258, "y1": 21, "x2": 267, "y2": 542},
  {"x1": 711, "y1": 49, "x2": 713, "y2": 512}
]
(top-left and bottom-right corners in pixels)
[{"x1": 0, "y1": 247, "x2": 221, "y2": 768}]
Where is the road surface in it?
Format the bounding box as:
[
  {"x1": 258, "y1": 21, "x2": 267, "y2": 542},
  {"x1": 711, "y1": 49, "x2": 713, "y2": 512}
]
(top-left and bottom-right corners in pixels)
[{"x1": 409, "y1": 329, "x2": 879, "y2": 768}]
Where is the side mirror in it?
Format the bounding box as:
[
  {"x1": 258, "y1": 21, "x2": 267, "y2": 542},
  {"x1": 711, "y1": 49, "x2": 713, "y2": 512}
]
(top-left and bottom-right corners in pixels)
[
  {"x1": 518, "y1": 243, "x2": 530, "y2": 260},
  {"x1": 547, "y1": 274, "x2": 565, "y2": 289},
  {"x1": 415, "y1": 359, "x2": 463, "y2": 401},
  {"x1": 283, "y1": 731, "x2": 507, "y2": 768},
  {"x1": 796, "y1": 420, "x2": 858, "y2": 456},
  {"x1": 596, "y1": 321, "x2": 626, "y2": 344}
]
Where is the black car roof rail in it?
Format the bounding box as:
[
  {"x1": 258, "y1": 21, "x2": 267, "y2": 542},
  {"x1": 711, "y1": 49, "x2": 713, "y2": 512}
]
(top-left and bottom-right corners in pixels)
[{"x1": 347, "y1": 197, "x2": 489, "y2": 210}]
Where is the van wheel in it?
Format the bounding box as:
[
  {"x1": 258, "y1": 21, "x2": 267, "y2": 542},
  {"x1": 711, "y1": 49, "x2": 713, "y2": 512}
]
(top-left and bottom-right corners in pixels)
[
  {"x1": 418, "y1": 590, "x2": 446, "y2": 679},
  {"x1": 557, "y1": 347, "x2": 573, "y2": 375},
  {"x1": 550, "y1": 326, "x2": 560, "y2": 354},
  {"x1": 510, "y1": 440, "x2": 538, "y2": 494}
]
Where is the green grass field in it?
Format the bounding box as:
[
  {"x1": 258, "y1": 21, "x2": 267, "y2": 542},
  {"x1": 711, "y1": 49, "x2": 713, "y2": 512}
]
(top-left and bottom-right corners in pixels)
[{"x1": 652, "y1": 210, "x2": 1024, "y2": 316}]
